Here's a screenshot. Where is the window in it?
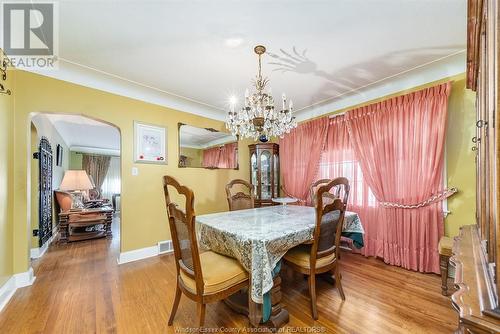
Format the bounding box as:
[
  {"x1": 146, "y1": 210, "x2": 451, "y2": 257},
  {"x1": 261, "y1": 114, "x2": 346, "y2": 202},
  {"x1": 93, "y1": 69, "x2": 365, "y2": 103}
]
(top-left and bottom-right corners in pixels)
[
  {"x1": 318, "y1": 156, "x2": 376, "y2": 208},
  {"x1": 101, "y1": 156, "x2": 120, "y2": 200}
]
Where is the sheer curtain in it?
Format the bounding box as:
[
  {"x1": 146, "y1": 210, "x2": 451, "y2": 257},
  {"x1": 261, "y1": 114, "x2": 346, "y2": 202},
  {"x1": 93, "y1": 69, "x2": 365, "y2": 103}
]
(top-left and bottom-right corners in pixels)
[
  {"x1": 101, "y1": 156, "x2": 120, "y2": 200},
  {"x1": 319, "y1": 116, "x2": 377, "y2": 208},
  {"x1": 302, "y1": 83, "x2": 453, "y2": 273},
  {"x1": 318, "y1": 116, "x2": 379, "y2": 254}
]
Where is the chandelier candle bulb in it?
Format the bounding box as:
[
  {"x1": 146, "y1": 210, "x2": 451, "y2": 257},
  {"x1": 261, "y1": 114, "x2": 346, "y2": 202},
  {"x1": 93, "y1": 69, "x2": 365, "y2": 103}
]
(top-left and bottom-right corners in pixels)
[{"x1": 289, "y1": 100, "x2": 293, "y2": 111}]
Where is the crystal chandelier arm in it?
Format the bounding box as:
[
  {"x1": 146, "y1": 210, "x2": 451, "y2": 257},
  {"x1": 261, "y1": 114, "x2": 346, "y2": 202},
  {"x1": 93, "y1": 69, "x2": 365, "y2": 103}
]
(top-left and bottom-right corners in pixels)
[{"x1": 225, "y1": 45, "x2": 297, "y2": 140}]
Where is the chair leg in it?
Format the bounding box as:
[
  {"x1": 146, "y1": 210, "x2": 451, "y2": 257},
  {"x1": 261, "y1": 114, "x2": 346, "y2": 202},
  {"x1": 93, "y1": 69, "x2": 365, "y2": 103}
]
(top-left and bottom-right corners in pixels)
[
  {"x1": 440, "y1": 254, "x2": 449, "y2": 296},
  {"x1": 308, "y1": 274, "x2": 318, "y2": 320},
  {"x1": 197, "y1": 303, "x2": 206, "y2": 327},
  {"x1": 334, "y1": 264, "x2": 345, "y2": 301},
  {"x1": 168, "y1": 283, "x2": 182, "y2": 325}
]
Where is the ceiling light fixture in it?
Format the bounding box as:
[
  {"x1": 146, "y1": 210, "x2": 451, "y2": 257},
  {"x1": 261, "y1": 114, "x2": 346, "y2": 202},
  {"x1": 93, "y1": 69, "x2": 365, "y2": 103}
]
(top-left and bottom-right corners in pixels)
[
  {"x1": 225, "y1": 37, "x2": 244, "y2": 48},
  {"x1": 225, "y1": 45, "x2": 297, "y2": 142}
]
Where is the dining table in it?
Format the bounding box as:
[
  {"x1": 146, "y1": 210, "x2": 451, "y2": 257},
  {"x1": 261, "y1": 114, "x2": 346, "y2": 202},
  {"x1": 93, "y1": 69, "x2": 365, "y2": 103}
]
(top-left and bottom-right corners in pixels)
[{"x1": 196, "y1": 204, "x2": 364, "y2": 329}]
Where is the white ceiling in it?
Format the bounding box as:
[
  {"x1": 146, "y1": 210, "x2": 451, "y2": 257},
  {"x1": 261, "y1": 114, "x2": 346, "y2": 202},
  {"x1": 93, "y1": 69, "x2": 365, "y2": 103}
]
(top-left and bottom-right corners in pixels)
[
  {"x1": 34, "y1": 114, "x2": 121, "y2": 155},
  {"x1": 180, "y1": 125, "x2": 236, "y2": 149},
  {"x1": 30, "y1": 0, "x2": 466, "y2": 121}
]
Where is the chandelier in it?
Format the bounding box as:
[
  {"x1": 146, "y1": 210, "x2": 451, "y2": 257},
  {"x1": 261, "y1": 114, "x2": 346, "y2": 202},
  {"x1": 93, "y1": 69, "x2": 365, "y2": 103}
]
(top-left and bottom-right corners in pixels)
[{"x1": 225, "y1": 45, "x2": 297, "y2": 141}]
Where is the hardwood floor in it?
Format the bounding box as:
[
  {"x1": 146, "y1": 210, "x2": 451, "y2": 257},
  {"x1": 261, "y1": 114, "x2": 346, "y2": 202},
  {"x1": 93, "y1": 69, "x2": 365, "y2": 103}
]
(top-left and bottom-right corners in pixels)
[{"x1": 0, "y1": 218, "x2": 457, "y2": 333}]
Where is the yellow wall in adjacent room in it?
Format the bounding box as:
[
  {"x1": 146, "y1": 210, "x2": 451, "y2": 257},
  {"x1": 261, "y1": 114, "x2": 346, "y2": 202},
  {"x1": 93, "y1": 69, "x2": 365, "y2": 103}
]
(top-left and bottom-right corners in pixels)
[
  {"x1": 69, "y1": 150, "x2": 83, "y2": 169},
  {"x1": 0, "y1": 68, "x2": 15, "y2": 286},
  {"x1": 11, "y1": 70, "x2": 253, "y2": 274}
]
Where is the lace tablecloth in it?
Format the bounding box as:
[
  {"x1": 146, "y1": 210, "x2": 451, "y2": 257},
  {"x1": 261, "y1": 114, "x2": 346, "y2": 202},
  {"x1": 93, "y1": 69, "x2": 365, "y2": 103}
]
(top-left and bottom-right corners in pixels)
[{"x1": 197, "y1": 205, "x2": 363, "y2": 303}]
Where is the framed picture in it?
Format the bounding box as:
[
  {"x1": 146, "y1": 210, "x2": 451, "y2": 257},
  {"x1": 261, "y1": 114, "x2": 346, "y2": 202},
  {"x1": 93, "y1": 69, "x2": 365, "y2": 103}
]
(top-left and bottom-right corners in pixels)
[
  {"x1": 134, "y1": 121, "x2": 167, "y2": 164},
  {"x1": 56, "y1": 144, "x2": 63, "y2": 167}
]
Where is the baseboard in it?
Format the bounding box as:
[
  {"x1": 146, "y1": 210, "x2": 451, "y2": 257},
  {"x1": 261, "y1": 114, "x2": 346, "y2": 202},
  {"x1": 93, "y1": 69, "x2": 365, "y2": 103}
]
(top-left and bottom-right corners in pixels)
[
  {"x1": 0, "y1": 267, "x2": 36, "y2": 313},
  {"x1": 0, "y1": 277, "x2": 16, "y2": 313},
  {"x1": 117, "y1": 246, "x2": 159, "y2": 264},
  {"x1": 30, "y1": 242, "x2": 49, "y2": 259},
  {"x1": 30, "y1": 228, "x2": 58, "y2": 259},
  {"x1": 117, "y1": 241, "x2": 173, "y2": 265}
]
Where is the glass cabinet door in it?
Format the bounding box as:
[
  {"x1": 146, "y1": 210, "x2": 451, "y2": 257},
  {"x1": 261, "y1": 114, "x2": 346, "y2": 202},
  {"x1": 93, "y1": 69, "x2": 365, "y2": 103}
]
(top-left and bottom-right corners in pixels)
[
  {"x1": 260, "y1": 150, "x2": 272, "y2": 200},
  {"x1": 251, "y1": 153, "x2": 258, "y2": 198},
  {"x1": 273, "y1": 153, "x2": 279, "y2": 197}
]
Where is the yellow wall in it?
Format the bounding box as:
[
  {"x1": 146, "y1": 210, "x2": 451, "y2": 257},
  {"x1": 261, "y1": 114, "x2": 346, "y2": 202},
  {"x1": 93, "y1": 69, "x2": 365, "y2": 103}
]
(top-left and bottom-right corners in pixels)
[
  {"x1": 0, "y1": 68, "x2": 15, "y2": 286},
  {"x1": 317, "y1": 74, "x2": 476, "y2": 237},
  {"x1": 446, "y1": 79, "x2": 477, "y2": 237},
  {"x1": 30, "y1": 124, "x2": 39, "y2": 249},
  {"x1": 11, "y1": 70, "x2": 252, "y2": 274},
  {"x1": 7, "y1": 67, "x2": 476, "y2": 275}
]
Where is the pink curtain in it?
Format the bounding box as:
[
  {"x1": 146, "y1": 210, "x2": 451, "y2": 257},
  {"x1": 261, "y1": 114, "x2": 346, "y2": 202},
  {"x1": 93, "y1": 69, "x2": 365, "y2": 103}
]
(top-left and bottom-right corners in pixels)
[
  {"x1": 218, "y1": 143, "x2": 238, "y2": 168},
  {"x1": 279, "y1": 117, "x2": 329, "y2": 202},
  {"x1": 202, "y1": 143, "x2": 238, "y2": 168},
  {"x1": 319, "y1": 116, "x2": 379, "y2": 254},
  {"x1": 202, "y1": 146, "x2": 219, "y2": 168},
  {"x1": 345, "y1": 82, "x2": 451, "y2": 273}
]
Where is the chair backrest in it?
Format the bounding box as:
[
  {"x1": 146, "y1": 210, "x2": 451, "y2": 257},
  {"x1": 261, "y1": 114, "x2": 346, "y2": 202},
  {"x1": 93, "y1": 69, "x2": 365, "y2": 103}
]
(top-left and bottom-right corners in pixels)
[
  {"x1": 225, "y1": 179, "x2": 255, "y2": 211},
  {"x1": 54, "y1": 190, "x2": 73, "y2": 212},
  {"x1": 310, "y1": 177, "x2": 350, "y2": 269},
  {"x1": 309, "y1": 178, "x2": 341, "y2": 207},
  {"x1": 163, "y1": 176, "x2": 204, "y2": 295}
]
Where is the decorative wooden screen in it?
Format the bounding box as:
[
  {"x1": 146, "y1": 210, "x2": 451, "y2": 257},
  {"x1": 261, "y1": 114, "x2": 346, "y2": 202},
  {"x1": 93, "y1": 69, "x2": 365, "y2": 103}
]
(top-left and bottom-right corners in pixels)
[{"x1": 38, "y1": 137, "x2": 53, "y2": 247}]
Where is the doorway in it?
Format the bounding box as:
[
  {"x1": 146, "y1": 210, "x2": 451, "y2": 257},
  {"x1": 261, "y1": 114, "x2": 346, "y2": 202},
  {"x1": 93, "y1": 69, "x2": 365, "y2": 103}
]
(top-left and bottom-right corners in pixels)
[{"x1": 29, "y1": 113, "x2": 121, "y2": 259}]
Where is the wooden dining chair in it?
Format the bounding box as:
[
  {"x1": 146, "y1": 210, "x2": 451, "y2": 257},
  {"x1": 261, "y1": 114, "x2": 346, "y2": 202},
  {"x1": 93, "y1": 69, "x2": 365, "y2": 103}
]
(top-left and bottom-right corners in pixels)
[
  {"x1": 163, "y1": 176, "x2": 249, "y2": 327},
  {"x1": 283, "y1": 177, "x2": 350, "y2": 320},
  {"x1": 309, "y1": 178, "x2": 341, "y2": 207},
  {"x1": 225, "y1": 179, "x2": 255, "y2": 211}
]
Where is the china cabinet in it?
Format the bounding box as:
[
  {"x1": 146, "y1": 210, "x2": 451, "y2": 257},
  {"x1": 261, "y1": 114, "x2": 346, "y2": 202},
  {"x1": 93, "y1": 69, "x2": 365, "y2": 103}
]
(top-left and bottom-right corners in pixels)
[
  {"x1": 451, "y1": 0, "x2": 500, "y2": 333},
  {"x1": 249, "y1": 143, "x2": 279, "y2": 207}
]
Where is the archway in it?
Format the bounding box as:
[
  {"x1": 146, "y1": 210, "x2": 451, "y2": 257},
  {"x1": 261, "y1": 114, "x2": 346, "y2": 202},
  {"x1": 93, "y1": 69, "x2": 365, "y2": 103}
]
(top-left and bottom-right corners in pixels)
[{"x1": 27, "y1": 112, "x2": 122, "y2": 268}]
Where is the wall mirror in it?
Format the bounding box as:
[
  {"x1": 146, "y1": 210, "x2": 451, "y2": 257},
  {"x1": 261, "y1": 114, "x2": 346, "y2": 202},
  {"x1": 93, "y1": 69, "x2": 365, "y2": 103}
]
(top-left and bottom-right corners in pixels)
[{"x1": 178, "y1": 123, "x2": 238, "y2": 169}]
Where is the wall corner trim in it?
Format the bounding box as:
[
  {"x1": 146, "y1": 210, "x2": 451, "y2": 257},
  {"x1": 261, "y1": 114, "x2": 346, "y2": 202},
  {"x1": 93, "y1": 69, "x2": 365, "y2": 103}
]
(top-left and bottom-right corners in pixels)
[
  {"x1": 0, "y1": 267, "x2": 36, "y2": 313},
  {"x1": 30, "y1": 239, "x2": 49, "y2": 260},
  {"x1": 30, "y1": 229, "x2": 58, "y2": 260},
  {"x1": 117, "y1": 245, "x2": 157, "y2": 265},
  {"x1": 14, "y1": 267, "x2": 36, "y2": 288},
  {"x1": 117, "y1": 242, "x2": 173, "y2": 265}
]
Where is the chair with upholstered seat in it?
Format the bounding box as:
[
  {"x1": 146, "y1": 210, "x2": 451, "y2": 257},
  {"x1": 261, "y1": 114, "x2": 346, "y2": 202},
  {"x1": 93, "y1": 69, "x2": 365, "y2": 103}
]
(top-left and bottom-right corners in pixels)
[
  {"x1": 225, "y1": 179, "x2": 255, "y2": 211},
  {"x1": 163, "y1": 176, "x2": 249, "y2": 327},
  {"x1": 284, "y1": 177, "x2": 349, "y2": 320}
]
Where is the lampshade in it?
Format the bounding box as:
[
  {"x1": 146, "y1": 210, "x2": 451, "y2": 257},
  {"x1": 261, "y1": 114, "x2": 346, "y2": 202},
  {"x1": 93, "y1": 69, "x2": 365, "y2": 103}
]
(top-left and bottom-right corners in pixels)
[{"x1": 59, "y1": 170, "x2": 94, "y2": 191}]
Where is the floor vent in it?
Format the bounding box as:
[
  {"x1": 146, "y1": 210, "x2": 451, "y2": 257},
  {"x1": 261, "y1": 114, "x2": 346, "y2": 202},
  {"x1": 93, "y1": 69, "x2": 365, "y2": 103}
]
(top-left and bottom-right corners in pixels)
[{"x1": 158, "y1": 240, "x2": 173, "y2": 254}]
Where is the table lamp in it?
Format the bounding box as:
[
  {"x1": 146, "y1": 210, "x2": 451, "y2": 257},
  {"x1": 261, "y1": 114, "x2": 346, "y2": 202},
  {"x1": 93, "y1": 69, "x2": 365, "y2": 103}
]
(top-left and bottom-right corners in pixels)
[{"x1": 59, "y1": 170, "x2": 94, "y2": 208}]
